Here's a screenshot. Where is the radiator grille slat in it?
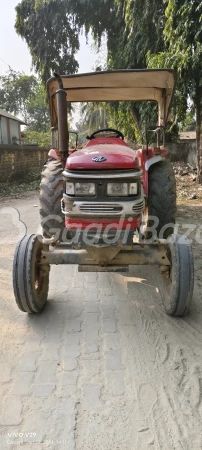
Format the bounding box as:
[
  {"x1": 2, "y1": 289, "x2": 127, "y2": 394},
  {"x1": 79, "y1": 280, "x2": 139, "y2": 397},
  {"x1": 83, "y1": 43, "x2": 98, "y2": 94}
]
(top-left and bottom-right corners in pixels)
[
  {"x1": 79, "y1": 203, "x2": 123, "y2": 214},
  {"x1": 132, "y1": 201, "x2": 144, "y2": 214}
]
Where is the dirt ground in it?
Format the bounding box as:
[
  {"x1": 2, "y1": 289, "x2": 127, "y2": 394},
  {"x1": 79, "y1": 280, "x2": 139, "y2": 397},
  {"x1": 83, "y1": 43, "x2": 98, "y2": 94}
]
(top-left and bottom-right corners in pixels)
[{"x1": 0, "y1": 181, "x2": 202, "y2": 450}]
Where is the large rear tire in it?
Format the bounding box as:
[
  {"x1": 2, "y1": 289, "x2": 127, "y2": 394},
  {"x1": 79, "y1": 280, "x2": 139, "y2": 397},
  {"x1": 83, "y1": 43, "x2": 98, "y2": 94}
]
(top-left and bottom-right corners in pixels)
[
  {"x1": 40, "y1": 159, "x2": 64, "y2": 240},
  {"x1": 146, "y1": 160, "x2": 176, "y2": 239},
  {"x1": 13, "y1": 235, "x2": 50, "y2": 313},
  {"x1": 161, "y1": 235, "x2": 194, "y2": 316}
]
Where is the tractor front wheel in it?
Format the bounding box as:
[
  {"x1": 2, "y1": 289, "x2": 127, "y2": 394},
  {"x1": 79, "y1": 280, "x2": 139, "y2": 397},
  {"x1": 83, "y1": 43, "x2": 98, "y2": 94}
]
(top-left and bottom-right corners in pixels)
[
  {"x1": 161, "y1": 235, "x2": 194, "y2": 316},
  {"x1": 13, "y1": 235, "x2": 50, "y2": 313}
]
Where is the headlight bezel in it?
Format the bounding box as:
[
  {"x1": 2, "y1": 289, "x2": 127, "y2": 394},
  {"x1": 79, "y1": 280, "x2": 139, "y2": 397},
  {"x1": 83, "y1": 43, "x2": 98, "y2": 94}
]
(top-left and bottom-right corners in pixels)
[
  {"x1": 66, "y1": 181, "x2": 96, "y2": 196},
  {"x1": 65, "y1": 179, "x2": 139, "y2": 198},
  {"x1": 106, "y1": 182, "x2": 138, "y2": 197}
]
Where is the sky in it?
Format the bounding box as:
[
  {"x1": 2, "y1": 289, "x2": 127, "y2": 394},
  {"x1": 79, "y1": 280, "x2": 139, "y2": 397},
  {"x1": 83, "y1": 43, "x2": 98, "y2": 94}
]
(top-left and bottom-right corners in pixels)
[
  {"x1": 0, "y1": 0, "x2": 102, "y2": 126},
  {"x1": 0, "y1": 0, "x2": 98, "y2": 76}
]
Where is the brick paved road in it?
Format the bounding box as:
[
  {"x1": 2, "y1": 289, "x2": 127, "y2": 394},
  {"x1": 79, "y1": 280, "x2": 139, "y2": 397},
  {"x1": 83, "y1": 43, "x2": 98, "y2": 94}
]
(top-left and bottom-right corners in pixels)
[{"x1": 0, "y1": 194, "x2": 202, "y2": 450}]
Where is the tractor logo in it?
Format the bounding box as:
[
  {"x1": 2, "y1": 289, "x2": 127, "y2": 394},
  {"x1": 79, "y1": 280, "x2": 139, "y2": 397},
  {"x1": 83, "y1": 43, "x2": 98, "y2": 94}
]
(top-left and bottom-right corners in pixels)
[{"x1": 92, "y1": 156, "x2": 107, "y2": 162}]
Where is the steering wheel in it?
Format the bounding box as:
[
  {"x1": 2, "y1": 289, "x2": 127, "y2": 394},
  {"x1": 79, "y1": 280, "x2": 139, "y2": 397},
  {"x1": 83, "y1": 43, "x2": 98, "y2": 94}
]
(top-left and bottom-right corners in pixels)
[{"x1": 87, "y1": 128, "x2": 124, "y2": 141}]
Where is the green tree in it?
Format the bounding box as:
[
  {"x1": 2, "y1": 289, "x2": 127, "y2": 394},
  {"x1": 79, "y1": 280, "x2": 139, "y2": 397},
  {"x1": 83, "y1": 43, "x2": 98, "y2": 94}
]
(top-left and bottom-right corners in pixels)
[
  {"x1": 22, "y1": 129, "x2": 51, "y2": 147},
  {"x1": 0, "y1": 69, "x2": 50, "y2": 132},
  {"x1": 15, "y1": 0, "x2": 114, "y2": 81},
  {"x1": 147, "y1": 0, "x2": 202, "y2": 181},
  {"x1": 104, "y1": 0, "x2": 166, "y2": 139},
  {"x1": 81, "y1": 103, "x2": 109, "y2": 135},
  {"x1": 26, "y1": 83, "x2": 50, "y2": 132},
  {"x1": 0, "y1": 70, "x2": 37, "y2": 122},
  {"x1": 182, "y1": 109, "x2": 196, "y2": 132}
]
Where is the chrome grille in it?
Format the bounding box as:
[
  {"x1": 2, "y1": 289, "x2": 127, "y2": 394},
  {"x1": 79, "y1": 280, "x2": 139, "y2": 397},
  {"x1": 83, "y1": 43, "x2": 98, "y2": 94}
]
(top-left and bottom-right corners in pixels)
[
  {"x1": 79, "y1": 203, "x2": 123, "y2": 214},
  {"x1": 132, "y1": 200, "x2": 144, "y2": 215}
]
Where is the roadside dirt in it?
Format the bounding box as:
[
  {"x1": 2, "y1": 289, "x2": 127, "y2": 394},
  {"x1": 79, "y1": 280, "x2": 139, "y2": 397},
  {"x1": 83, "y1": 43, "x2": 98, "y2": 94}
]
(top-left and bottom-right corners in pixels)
[{"x1": 0, "y1": 184, "x2": 202, "y2": 449}]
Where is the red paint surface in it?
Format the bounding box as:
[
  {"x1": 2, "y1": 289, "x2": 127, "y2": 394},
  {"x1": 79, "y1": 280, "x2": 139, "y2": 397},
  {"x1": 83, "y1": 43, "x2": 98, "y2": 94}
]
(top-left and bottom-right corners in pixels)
[
  {"x1": 85, "y1": 137, "x2": 128, "y2": 148},
  {"x1": 66, "y1": 137, "x2": 140, "y2": 170},
  {"x1": 136, "y1": 148, "x2": 168, "y2": 196},
  {"x1": 48, "y1": 148, "x2": 76, "y2": 159},
  {"x1": 65, "y1": 217, "x2": 141, "y2": 230},
  {"x1": 48, "y1": 148, "x2": 59, "y2": 160}
]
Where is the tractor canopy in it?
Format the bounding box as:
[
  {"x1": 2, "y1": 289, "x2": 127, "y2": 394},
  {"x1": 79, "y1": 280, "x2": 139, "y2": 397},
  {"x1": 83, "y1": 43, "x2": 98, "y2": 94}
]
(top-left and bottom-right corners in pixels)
[{"x1": 47, "y1": 69, "x2": 176, "y2": 129}]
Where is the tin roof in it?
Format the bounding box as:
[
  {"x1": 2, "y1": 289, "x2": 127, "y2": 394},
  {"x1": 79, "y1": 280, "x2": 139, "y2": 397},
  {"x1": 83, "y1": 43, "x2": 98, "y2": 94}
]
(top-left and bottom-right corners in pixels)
[
  {"x1": 179, "y1": 131, "x2": 196, "y2": 140},
  {"x1": 0, "y1": 108, "x2": 26, "y2": 125}
]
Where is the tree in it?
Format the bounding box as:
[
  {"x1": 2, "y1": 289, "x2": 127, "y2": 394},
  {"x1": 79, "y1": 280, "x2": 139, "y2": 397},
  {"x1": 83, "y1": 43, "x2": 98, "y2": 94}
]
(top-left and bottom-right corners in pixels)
[
  {"x1": 147, "y1": 0, "x2": 202, "y2": 181},
  {"x1": 81, "y1": 103, "x2": 109, "y2": 135},
  {"x1": 0, "y1": 70, "x2": 37, "y2": 122},
  {"x1": 22, "y1": 130, "x2": 51, "y2": 147},
  {"x1": 0, "y1": 69, "x2": 50, "y2": 132},
  {"x1": 182, "y1": 109, "x2": 196, "y2": 132},
  {"x1": 15, "y1": 0, "x2": 114, "y2": 82},
  {"x1": 26, "y1": 82, "x2": 50, "y2": 132},
  {"x1": 103, "y1": 0, "x2": 167, "y2": 140}
]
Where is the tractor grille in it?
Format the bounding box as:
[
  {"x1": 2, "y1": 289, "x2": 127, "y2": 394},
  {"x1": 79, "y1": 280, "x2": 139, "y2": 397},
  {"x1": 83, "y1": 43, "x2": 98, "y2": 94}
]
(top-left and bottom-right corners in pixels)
[
  {"x1": 132, "y1": 200, "x2": 144, "y2": 215},
  {"x1": 79, "y1": 203, "x2": 123, "y2": 214}
]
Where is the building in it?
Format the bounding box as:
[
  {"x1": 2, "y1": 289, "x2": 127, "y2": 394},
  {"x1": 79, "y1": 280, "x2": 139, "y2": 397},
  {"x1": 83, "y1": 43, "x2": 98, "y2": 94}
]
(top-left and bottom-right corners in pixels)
[
  {"x1": 0, "y1": 109, "x2": 25, "y2": 145},
  {"x1": 179, "y1": 131, "x2": 196, "y2": 143}
]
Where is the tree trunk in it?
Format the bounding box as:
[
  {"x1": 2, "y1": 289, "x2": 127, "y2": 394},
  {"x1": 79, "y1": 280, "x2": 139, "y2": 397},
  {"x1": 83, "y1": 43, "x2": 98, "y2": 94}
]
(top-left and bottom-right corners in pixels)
[
  {"x1": 196, "y1": 85, "x2": 202, "y2": 183},
  {"x1": 130, "y1": 106, "x2": 141, "y2": 132}
]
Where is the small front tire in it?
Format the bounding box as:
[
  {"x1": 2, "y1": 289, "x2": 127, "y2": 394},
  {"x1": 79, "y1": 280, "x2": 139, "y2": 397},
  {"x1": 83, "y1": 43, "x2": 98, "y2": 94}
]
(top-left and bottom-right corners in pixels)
[
  {"x1": 13, "y1": 235, "x2": 50, "y2": 313},
  {"x1": 161, "y1": 234, "x2": 194, "y2": 316}
]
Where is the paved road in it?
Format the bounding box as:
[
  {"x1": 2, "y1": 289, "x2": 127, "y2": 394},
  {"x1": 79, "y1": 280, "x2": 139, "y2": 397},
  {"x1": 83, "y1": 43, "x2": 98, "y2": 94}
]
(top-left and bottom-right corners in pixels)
[{"x1": 0, "y1": 193, "x2": 202, "y2": 450}]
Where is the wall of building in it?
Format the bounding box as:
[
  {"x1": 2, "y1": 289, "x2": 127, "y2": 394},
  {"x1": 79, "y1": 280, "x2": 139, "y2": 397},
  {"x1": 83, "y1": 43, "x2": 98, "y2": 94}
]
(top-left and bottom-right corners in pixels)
[
  {"x1": 126, "y1": 139, "x2": 197, "y2": 168},
  {"x1": 0, "y1": 145, "x2": 48, "y2": 182},
  {"x1": 166, "y1": 141, "x2": 197, "y2": 168},
  {"x1": 0, "y1": 117, "x2": 21, "y2": 145},
  {"x1": 10, "y1": 119, "x2": 20, "y2": 144},
  {"x1": 0, "y1": 117, "x2": 9, "y2": 144}
]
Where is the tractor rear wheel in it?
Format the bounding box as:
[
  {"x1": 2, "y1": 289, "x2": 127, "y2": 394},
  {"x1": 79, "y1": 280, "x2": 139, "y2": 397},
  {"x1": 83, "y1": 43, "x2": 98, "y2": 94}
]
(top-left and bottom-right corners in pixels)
[
  {"x1": 40, "y1": 159, "x2": 64, "y2": 240},
  {"x1": 145, "y1": 160, "x2": 176, "y2": 239},
  {"x1": 161, "y1": 235, "x2": 194, "y2": 316},
  {"x1": 13, "y1": 234, "x2": 50, "y2": 313}
]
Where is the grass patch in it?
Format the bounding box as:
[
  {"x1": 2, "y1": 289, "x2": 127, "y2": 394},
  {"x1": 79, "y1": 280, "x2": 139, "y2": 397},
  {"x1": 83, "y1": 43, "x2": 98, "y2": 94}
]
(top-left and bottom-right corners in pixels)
[{"x1": 0, "y1": 172, "x2": 40, "y2": 198}]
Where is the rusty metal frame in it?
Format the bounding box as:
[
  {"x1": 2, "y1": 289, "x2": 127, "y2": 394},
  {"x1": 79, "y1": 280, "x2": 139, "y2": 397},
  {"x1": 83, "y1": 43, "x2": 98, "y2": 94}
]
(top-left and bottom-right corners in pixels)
[{"x1": 41, "y1": 242, "x2": 170, "y2": 269}]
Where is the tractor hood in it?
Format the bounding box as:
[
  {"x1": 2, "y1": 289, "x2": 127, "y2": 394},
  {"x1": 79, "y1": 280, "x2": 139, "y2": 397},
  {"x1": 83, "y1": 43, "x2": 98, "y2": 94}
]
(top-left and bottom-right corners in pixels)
[{"x1": 66, "y1": 143, "x2": 139, "y2": 170}]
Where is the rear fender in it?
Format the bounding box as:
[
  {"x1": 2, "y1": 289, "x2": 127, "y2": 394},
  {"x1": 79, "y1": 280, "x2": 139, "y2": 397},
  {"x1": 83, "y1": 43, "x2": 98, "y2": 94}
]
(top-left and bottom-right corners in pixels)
[
  {"x1": 137, "y1": 148, "x2": 168, "y2": 197},
  {"x1": 48, "y1": 149, "x2": 60, "y2": 160},
  {"x1": 48, "y1": 148, "x2": 76, "y2": 160}
]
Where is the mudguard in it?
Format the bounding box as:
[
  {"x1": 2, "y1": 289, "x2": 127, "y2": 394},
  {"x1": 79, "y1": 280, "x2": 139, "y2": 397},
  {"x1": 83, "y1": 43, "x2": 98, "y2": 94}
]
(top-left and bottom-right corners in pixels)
[{"x1": 136, "y1": 148, "x2": 168, "y2": 196}]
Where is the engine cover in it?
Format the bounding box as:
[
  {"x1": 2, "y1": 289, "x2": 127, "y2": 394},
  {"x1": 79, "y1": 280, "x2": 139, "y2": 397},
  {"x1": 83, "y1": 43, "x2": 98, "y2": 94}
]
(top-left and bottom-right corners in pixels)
[{"x1": 66, "y1": 138, "x2": 139, "y2": 170}]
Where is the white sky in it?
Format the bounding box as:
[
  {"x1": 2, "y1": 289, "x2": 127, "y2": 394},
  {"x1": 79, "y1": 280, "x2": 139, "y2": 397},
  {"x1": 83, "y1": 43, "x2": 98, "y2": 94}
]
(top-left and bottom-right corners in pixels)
[
  {"x1": 0, "y1": 0, "x2": 98, "y2": 76},
  {"x1": 0, "y1": 0, "x2": 102, "y2": 126}
]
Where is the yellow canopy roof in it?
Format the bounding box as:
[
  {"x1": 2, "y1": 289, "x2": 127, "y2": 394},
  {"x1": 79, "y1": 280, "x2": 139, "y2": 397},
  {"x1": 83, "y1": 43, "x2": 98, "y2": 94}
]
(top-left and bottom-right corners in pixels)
[{"x1": 47, "y1": 69, "x2": 176, "y2": 128}]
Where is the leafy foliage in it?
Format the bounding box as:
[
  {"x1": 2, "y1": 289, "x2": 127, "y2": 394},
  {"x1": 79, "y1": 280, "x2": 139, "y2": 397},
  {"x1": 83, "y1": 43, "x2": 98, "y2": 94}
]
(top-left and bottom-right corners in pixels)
[
  {"x1": 22, "y1": 130, "x2": 51, "y2": 147},
  {"x1": 0, "y1": 69, "x2": 50, "y2": 132},
  {"x1": 81, "y1": 102, "x2": 109, "y2": 135},
  {"x1": 0, "y1": 70, "x2": 37, "y2": 122},
  {"x1": 15, "y1": 0, "x2": 114, "y2": 81},
  {"x1": 104, "y1": 0, "x2": 166, "y2": 140},
  {"x1": 26, "y1": 83, "x2": 50, "y2": 132},
  {"x1": 147, "y1": 0, "x2": 202, "y2": 179}
]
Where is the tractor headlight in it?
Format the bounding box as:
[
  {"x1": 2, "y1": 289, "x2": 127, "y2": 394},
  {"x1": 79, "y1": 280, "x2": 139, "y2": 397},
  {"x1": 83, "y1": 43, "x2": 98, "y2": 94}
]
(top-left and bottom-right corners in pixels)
[
  {"x1": 66, "y1": 182, "x2": 95, "y2": 196},
  {"x1": 75, "y1": 182, "x2": 95, "y2": 196},
  {"x1": 66, "y1": 182, "x2": 75, "y2": 195},
  {"x1": 129, "y1": 183, "x2": 138, "y2": 195},
  {"x1": 107, "y1": 182, "x2": 138, "y2": 196}
]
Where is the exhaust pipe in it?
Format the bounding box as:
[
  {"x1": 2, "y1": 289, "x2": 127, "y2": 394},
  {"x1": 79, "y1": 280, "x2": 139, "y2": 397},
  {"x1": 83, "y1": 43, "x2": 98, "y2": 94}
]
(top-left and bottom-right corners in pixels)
[{"x1": 54, "y1": 72, "x2": 69, "y2": 168}]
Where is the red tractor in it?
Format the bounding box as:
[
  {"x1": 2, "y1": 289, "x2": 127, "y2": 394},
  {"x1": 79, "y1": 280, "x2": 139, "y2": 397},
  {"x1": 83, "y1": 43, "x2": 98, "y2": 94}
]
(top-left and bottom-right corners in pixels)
[{"x1": 13, "y1": 70, "x2": 194, "y2": 316}]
